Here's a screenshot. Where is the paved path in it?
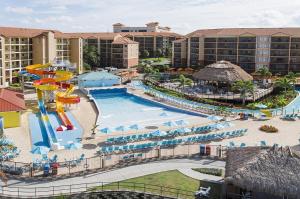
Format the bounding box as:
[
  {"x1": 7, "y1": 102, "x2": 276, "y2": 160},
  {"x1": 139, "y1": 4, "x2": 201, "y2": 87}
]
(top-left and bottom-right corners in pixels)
[{"x1": 6, "y1": 158, "x2": 225, "y2": 188}]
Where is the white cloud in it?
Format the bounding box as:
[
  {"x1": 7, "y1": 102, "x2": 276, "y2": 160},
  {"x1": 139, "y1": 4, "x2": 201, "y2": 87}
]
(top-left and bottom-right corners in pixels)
[
  {"x1": 5, "y1": 6, "x2": 33, "y2": 15},
  {"x1": 2, "y1": 0, "x2": 300, "y2": 34}
]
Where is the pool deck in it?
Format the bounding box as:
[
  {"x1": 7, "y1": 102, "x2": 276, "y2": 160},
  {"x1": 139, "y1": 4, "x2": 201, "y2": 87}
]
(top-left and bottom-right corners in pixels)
[{"x1": 3, "y1": 87, "x2": 300, "y2": 163}]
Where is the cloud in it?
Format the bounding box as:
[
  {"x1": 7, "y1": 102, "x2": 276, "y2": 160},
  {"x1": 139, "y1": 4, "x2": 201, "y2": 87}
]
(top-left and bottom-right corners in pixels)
[
  {"x1": 2, "y1": 0, "x2": 300, "y2": 33},
  {"x1": 5, "y1": 6, "x2": 33, "y2": 15}
]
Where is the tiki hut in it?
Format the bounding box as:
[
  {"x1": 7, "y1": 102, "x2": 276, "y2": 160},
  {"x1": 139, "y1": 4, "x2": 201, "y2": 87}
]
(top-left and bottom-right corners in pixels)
[
  {"x1": 225, "y1": 146, "x2": 300, "y2": 199},
  {"x1": 193, "y1": 61, "x2": 253, "y2": 84}
]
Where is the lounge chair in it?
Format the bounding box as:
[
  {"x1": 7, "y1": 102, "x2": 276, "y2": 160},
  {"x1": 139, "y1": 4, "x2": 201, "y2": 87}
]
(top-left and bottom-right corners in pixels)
[
  {"x1": 260, "y1": 141, "x2": 267, "y2": 146},
  {"x1": 195, "y1": 186, "x2": 211, "y2": 198}
]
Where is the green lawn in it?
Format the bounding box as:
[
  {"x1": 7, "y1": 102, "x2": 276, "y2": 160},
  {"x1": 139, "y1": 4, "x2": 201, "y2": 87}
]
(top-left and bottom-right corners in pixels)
[{"x1": 90, "y1": 170, "x2": 222, "y2": 199}]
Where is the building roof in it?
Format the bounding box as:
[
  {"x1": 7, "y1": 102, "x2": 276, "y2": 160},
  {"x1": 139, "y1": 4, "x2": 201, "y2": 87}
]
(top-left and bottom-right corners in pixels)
[
  {"x1": 173, "y1": 38, "x2": 187, "y2": 43},
  {"x1": 112, "y1": 37, "x2": 138, "y2": 44},
  {"x1": 193, "y1": 61, "x2": 253, "y2": 83},
  {"x1": 225, "y1": 146, "x2": 300, "y2": 198},
  {"x1": 0, "y1": 89, "x2": 26, "y2": 112},
  {"x1": 113, "y1": 23, "x2": 125, "y2": 26},
  {"x1": 0, "y1": 27, "x2": 49, "y2": 38},
  {"x1": 78, "y1": 71, "x2": 121, "y2": 81},
  {"x1": 187, "y1": 28, "x2": 300, "y2": 37},
  {"x1": 64, "y1": 32, "x2": 121, "y2": 39}
]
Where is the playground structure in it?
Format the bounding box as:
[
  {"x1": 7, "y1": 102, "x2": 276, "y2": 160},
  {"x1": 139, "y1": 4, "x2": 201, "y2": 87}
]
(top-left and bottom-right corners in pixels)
[{"x1": 25, "y1": 63, "x2": 80, "y2": 149}]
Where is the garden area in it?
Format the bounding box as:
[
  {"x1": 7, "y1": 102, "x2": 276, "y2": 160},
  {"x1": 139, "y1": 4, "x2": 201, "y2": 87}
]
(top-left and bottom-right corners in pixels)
[
  {"x1": 90, "y1": 170, "x2": 221, "y2": 199},
  {"x1": 143, "y1": 66, "x2": 300, "y2": 111}
]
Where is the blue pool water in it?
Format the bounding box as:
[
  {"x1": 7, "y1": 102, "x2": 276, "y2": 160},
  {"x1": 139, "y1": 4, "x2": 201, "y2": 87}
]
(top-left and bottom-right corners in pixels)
[
  {"x1": 90, "y1": 88, "x2": 205, "y2": 131},
  {"x1": 29, "y1": 112, "x2": 83, "y2": 150}
]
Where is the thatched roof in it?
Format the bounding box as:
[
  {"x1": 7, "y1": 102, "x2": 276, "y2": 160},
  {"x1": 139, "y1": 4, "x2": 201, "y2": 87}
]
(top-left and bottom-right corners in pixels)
[
  {"x1": 193, "y1": 61, "x2": 253, "y2": 83},
  {"x1": 225, "y1": 146, "x2": 300, "y2": 198}
]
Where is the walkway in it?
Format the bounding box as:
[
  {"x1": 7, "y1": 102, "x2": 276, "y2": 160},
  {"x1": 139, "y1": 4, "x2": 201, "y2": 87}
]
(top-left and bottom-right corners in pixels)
[{"x1": 4, "y1": 158, "x2": 225, "y2": 188}]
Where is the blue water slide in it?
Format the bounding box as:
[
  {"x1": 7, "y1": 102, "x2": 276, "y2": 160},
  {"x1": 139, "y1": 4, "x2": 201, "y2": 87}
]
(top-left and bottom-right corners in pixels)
[
  {"x1": 19, "y1": 71, "x2": 40, "y2": 80},
  {"x1": 37, "y1": 99, "x2": 58, "y2": 146},
  {"x1": 0, "y1": 116, "x2": 3, "y2": 137}
]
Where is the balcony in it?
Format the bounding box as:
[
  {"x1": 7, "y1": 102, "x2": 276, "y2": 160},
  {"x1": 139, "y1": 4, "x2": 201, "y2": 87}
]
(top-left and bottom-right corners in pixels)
[
  {"x1": 238, "y1": 43, "x2": 256, "y2": 49},
  {"x1": 218, "y1": 43, "x2": 237, "y2": 49}
]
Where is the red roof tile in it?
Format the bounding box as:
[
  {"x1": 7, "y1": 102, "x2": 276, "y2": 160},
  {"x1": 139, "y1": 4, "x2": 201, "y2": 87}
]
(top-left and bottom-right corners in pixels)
[
  {"x1": 0, "y1": 89, "x2": 26, "y2": 112},
  {"x1": 187, "y1": 28, "x2": 300, "y2": 37}
]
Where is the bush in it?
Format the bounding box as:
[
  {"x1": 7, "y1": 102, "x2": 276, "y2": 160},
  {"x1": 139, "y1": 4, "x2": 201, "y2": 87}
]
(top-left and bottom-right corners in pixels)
[
  {"x1": 259, "y1": 125, "x2": 278, "y2": 133},
  {"x1": 192, "y1": 168, "x2": 223, "y2": 177}
]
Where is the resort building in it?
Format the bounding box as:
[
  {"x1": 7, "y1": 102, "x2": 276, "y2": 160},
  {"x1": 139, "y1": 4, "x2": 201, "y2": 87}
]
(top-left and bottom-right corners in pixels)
[
  {"x1": 172, "y1": 28, "x2": 300, "y2": 75},
  {"x1": 113, "y1": 22, "x2": 172, "y2": 33},
  {"x1": 70, "y1": 33, "x2": 139, "y2": 68},
  {"x1": 0, "y1": 27, "x2": 83, "y2": 86},
  {"x1": 121, "y1": 32, "x2": 182, "y2": 57}
]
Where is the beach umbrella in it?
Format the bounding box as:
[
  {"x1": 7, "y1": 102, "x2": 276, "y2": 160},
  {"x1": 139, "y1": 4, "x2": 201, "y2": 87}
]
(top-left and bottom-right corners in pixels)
[
  {"x1": 67, "y1": 142, "x2": 82, "y2": 150},
  {"x1": 100, "y1": 127, "x2": 112, "y2": 134},
  {"x1": 31, "y1": 146, "x2": 50, "y2": 155},
  {"x1": 129, "y1": 124, "x2": 142, "y2": 130},
  {"x1": 160, "y1": 112, "x2": 168, "y2": 117},
  {"x1": 175, "y1": 120, "x2": 189, "y2": 126},
  {"x1": 115, "y1": 125, "x2": 129, "y2": 132},
  {"x1": 207, "y1": 115, "x2": 223, "y2": 121},
  {"x1": 151, "y1": 130, "x2": 167, "y2": 137},
  {"x1": 222, "y1": 122, "x2": 234, "y2": 128},
  {"x1": 255, "y1": 104, "x2": 268, "y2": 109},
  {"x1": 163, "y1": 121, "x2": 177, "y2": 127},
  {"x1": 215, "y1": 123, "x2": 225, "y2": 130}
]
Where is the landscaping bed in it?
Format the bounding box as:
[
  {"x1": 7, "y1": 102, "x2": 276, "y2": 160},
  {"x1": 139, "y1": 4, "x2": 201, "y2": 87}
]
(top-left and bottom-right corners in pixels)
[{"x1": 192, "y1": 168, "x2": 224, "y2": 177}]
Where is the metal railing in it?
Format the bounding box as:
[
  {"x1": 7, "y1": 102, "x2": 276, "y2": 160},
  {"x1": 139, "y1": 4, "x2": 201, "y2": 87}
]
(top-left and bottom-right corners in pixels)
[
  {"x1": 0, "y1": 181, "x2": 196, "y2": 198},
  {"x1": 148, "y1": 78, "x2": 273, "y2": 102},
  {"x1": 0, "y1": 144, "x2": 226, "y2": 178}
]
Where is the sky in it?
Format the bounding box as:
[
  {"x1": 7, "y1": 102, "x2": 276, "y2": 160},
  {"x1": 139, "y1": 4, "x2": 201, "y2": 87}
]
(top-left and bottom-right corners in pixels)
[{"x1": 1, "y1": 0, "x2": 300, "y2": 34}]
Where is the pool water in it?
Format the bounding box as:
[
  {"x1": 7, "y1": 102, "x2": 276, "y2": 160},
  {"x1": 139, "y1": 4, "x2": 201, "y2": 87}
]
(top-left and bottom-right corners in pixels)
[
  {"x1": 90, "y1": 88, "x2": 205, "y2": 131},
  {"x1": 29, "y1": 112, "x2": 83, "y2": 150}
]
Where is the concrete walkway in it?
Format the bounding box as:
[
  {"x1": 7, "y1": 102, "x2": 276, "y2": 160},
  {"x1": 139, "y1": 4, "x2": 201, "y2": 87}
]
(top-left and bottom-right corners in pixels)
[{"x1": 5, "y1": 158, "x2": 225, "y2": 188}]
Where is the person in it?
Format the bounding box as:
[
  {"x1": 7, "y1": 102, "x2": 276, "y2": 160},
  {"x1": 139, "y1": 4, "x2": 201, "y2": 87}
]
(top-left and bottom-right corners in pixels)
[{"x1": 0, "y1": 171, "x2": 8, "y2": 186}]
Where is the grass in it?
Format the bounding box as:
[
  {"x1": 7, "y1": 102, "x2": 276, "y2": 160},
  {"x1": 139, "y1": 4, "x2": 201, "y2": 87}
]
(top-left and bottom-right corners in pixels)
[{"x1": 90, "y1": 170, "x2": 222, "y2": 199}]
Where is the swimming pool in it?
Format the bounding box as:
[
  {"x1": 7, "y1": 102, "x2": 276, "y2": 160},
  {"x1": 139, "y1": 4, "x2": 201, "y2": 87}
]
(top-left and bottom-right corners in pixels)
[{"x1": 90, "y1": 88, "x2": 205, "y2": 131}]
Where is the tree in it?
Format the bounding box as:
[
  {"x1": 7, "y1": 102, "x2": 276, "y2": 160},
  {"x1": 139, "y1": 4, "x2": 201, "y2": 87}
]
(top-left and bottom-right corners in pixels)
[
  {"x1": 256, "y1": 67, "x2": 272, "y2": 79},
  {"x1": 143, "y1": 66, "x2": 159, "y2": 80},
  {"x1": 285, "y1": 72, "x2": 300, "y2": 89},
  {"x1": 174, "y1": 74, "x2": 193, "y2": 88},
  {"x1": 232, "y1": 80, "x2": 254, "y2": 105},
  {"x1": 156, "y1": 48, "x2": 163, "y2": 59},
  {"x1": 142, "y1": 50, "x2": 150, "y2": 58},
  {"x1": 83, "y1": 45, "x2": 100, "y2": 70},
  {"x1": 165, "y1": 46, "x2": 172, "y2": 58},
  {"x1": 275, "y1": 77, "x2": 293, "y2": 93}
]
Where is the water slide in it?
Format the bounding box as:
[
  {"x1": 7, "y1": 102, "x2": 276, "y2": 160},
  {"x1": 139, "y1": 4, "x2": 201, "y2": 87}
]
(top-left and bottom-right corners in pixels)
[{"x1": 26, "y1": 63, "x2": 80, "y2": 133}]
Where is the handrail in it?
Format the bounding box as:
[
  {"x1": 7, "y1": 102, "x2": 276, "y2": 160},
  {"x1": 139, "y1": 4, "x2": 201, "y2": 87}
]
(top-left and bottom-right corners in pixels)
[{"x1": 0, "y1": 181, "x2": 196, "y2": 198}]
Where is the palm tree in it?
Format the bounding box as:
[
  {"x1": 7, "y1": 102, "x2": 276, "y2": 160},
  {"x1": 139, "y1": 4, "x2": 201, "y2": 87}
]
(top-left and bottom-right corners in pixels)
[
  {"x1": 275, "y1": 77, "x2": 292, "y2": 93},
  {"x1": 256, "y1": 67, "x2": 272, "y2": 85},
  {"x1": 174, "y1": 74, "x2": 193, "y2": 88},
  {"x1": 232, "y1": 80, "x2": 254, "y2": 105},
  {"x1": 91, "y1": 124, "x2": 99, "y2": 138},
  {"x1": 256, "y1": 67, "x2": 272, "y2": 79},
  {"x1": 285, "y1": 72, "x2": 300, "y2": 90},
  {"x1": 143, "y1": 66, "x2": 159, "y2": 80}
]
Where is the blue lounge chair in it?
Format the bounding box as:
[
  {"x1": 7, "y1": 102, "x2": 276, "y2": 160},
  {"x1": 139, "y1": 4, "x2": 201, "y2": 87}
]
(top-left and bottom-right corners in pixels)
[{"x1": 260, "y1": 141, "x2": 267, "y2": 146}]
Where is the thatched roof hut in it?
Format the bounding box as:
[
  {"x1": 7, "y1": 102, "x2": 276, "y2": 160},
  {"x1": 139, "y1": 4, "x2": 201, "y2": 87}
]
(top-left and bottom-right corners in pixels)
[
  {"x1": 225, "y1": 146, "x2": 300, "y2": 198},
  {"x1": 193, "y1": 61, "x2": 253, "y2": 84}
]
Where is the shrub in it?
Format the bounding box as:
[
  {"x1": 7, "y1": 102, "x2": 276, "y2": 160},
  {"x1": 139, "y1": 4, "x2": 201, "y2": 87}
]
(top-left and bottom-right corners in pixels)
[
  {"x1": 259, "y1": 125, "x2": 278, "y2": 133},
  {"x1": 192, "y1": 168, "x2": 223, "y2": 177}
]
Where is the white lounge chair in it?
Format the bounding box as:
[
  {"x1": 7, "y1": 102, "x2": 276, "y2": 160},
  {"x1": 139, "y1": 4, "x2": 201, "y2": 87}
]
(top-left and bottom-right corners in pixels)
[{"x1": 195, "y1": 186, "x2": 211, "y2": 198}]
